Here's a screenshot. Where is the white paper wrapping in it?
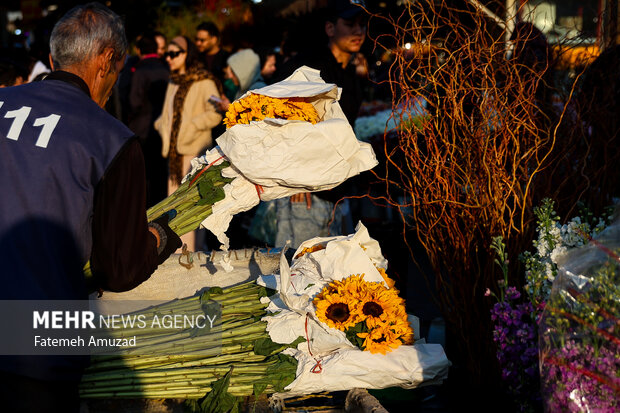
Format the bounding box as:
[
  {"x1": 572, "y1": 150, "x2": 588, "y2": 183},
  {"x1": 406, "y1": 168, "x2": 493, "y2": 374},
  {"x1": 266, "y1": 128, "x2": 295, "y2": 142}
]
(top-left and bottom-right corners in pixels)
[
  {"x1": 256, "y1": 223, "x2": 451, "y2": 397},
  {"x1": 282, "y1": 344, "x2": 450, "y2": 395},
  {"x1": 182, "y1": 66, "x2": 378, "y2": 249}
]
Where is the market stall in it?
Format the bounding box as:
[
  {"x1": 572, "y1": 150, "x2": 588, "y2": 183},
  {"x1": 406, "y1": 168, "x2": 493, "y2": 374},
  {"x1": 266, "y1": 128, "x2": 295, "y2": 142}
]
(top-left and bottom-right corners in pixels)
[
  {"x1": 79, "y1": 66, "x2": 450, "y2": 412},
  {"x1": 84, "y1": 227, "x2": 449, "y2": 412}
]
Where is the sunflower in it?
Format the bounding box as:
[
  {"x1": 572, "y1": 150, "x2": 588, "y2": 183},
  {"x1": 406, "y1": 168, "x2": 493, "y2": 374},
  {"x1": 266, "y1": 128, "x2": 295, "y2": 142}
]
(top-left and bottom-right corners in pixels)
[
  {"x1": 312, "y1": 273, "x2": 369, "y2": 304},
  {"x1": 355, "y1": 288, "x2": 402, "y2": 328},
  {"x1": 314, "y1": 293, "x2": 357, "y2": 331},
  {"x1": 387, "y1": 318, "x2": 415, "y2": 345},
  {"x1": 357, "y1": 325, "x2": 403, "y2": 354},
  {"x1": 313, "y1": 278, "x2": 344, "y2": 303},
  {"x1": 339, "y1": 274, "x2": 373, "y2": 300}
]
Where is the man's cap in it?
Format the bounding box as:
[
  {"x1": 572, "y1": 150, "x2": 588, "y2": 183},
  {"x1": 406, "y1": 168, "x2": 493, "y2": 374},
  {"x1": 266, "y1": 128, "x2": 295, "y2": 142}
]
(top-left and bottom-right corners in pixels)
[{"x1": 327, "y1": 0, "x2": 365, "y2": 20}]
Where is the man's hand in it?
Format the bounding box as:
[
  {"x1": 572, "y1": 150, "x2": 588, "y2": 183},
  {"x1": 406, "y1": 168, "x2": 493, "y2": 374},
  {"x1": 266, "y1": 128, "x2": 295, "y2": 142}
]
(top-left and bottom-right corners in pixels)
[
  {"x1": 291, "y1": 192, "x2": 312, "y2": 209},
  {"x1": 148, "y1": 214, "x2": 182, "y2": 265}
]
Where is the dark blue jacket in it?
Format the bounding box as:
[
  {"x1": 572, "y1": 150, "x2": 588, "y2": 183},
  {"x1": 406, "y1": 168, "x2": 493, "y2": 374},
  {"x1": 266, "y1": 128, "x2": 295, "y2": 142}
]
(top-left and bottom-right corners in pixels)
[{"x1": 0, "y1": 71, "x2": 160, "y2": 380}]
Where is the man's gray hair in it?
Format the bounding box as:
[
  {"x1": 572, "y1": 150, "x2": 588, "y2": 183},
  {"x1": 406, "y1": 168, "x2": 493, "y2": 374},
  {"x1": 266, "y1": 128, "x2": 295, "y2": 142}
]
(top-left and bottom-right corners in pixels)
[{"x1": 50, "y1": 2, "x2": 127, "y2": 69}]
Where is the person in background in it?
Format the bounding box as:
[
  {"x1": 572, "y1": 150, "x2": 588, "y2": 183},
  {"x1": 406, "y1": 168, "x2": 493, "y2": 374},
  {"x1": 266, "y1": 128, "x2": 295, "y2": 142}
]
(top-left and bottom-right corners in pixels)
[
  {"x1": 155, "y1": 35, "x2": 223, "y2": 251},
  {"x1": 27, "y1": 41, "x2": 51, "y2": 82},
  {"x1": 195, "y1": 22, "x2": 229, "y2": 141},
  {"x1": 115, "y1": 41, "x2": 140, "y2": 122},
  {"x1": 270, "y1": 0, "x2": 368, "y2": 248},
  {"x1": 0, "y1": 4, "x2": 180, "y2": 411},
  {"x1": 128, "y1": 31, "x2": 170, "y2": 207},
  {"x1": 212, "y1": 48, "x2": 268, "y2": 249},
  {"x1": 154, "y1": 31, "x2": 167, "y2": 58},
  {"x1": 218, "y1": 48, "x2": 265, "y2": 111},
  {"x1": 257, "y1": 46, "x2": 278, "y2": 84},
  {"x1": 195, "y1": 21, "x2": 229, "y2": 86},
  {"x1": 277, "y1": 0, "x2": 367, "y2": 126},
  {"x1": 0, "y1": 58, "x2": 26, "y2": 87}
]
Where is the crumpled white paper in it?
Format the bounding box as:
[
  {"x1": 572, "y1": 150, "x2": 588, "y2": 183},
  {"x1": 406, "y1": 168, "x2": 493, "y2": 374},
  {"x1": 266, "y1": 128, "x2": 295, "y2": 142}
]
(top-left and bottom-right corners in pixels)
[
  {"x1": 255, "y1": 223, "x2": 451, "y2": 397},
  {"x1": 282, "y1": 344, "x2": 450, "y2": 395},
  {"x1": 182, "y1": 66, "x2": 378, "y2": 250}
]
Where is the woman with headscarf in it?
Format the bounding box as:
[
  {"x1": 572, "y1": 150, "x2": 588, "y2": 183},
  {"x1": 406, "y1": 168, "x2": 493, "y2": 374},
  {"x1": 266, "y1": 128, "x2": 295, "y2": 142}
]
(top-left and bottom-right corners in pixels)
[{"x1": 155, "y1": 35, "x2": 223, "y2": 251}]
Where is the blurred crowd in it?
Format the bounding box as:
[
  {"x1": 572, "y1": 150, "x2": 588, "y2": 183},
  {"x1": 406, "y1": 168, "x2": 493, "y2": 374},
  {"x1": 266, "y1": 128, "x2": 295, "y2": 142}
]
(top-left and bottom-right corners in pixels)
[{"x1": 0, "y1": 0, "x2": 385, "y2": 253}]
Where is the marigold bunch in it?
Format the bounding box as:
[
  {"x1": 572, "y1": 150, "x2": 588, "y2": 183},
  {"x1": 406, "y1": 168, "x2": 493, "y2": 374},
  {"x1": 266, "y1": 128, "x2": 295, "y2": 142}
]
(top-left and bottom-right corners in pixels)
[
  {"x1": 313, "y1": 274, "x2": 413, "y2": 354},
  {"x1": 224, "y1": 93, "x2": 319, "y2": 128},
  {"x1": 295, "y1": 243, "x2": 326, "y2": 259}
]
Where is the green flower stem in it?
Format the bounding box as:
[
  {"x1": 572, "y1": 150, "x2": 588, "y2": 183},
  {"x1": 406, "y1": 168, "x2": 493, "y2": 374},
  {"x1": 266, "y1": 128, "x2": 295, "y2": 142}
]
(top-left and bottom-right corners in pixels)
[
  {"x1": 85, "y1": 163, "x2": 231, "y2": 279},
  {"x1": 95, "y1": 306, "x2": 266, "y2": 339},
  {"x1": 81, "y1": 362, "x2": 275, "y2": 382},
  {"x1": 129, "y1": 282, "x2": 262, "y2": 313},
  {"x1": 154, "y1": 352, "x2": 266, "y2": 370},
  {"x1": 86, "y1": 346, "x2": 261, "y2": 371},
  {"x1": 93, "y1": 316, "x2": 265, "y2": 344},
  {"x1": 169, "y1": 206, "x2": 213, "y2": 236},
  {"x1": 146, "y1": 180, "x2": 196, "y2": 219},
  {"x1": 80, "y1": 384, "x2": 267, "y2": 398},
  {"x1": 113, "y1": 327, "x2": 267, "y2": 356},
  {"x1": 81, "y1": 372, "x2": 272, "y2": 390},
  {"x1": 102, "y1": 282, "x2": 263, "y2": 317},
  {"x1": 88, "y1": 330, "x2": 267, "y2": 363}
]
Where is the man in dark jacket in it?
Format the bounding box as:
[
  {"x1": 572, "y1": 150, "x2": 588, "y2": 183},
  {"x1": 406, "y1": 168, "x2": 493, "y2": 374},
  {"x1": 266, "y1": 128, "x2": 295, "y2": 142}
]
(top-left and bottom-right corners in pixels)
[
  {"x1": 273, "y1": 0, "x2": 368, "y2": 247},
  {"x1": 277, "y1": 0, "x2": 367, "y2": 126},
  {"x1": 195, "y1": 21, "x2": 229, "y2": 86},
  {"x1": 0, "y1": 4, "x2": 180, "y2": 411},
  {"x1": 128, "y1": 32, "x2": 170, "y2": 206}
]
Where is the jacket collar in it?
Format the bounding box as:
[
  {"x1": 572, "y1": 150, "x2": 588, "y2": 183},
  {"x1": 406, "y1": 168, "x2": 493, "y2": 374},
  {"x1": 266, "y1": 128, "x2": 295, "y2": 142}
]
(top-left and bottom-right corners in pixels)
[{"x1": 43, "y1": 71, "x2": 91, "y2": 98}]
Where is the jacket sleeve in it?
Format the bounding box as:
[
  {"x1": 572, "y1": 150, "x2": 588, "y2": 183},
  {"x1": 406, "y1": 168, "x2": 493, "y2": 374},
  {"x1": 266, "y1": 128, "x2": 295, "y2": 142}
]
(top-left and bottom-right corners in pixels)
[
  {"x1": 190, "y1": 79, "x2": 223, "y2": 131},
  {"x1": 90, "y1": 138, "x2": 160, "y2": 292}
]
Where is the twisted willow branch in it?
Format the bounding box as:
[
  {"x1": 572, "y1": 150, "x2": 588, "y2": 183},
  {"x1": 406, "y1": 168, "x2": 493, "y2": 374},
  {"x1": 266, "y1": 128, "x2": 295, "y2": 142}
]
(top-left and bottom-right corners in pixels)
[{"x1": 361, "y1": 0, "x2": 617, "y2": 388}]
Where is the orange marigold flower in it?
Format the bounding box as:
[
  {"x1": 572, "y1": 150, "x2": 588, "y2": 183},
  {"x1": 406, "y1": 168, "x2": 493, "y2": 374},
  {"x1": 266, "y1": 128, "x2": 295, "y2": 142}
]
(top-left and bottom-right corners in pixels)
[
  {"x1": 224, "y1": 93, "x2": 319, "y2": 128},
  {"x1": 295, "y1": 243, "x2": 326, "y2": 259}
]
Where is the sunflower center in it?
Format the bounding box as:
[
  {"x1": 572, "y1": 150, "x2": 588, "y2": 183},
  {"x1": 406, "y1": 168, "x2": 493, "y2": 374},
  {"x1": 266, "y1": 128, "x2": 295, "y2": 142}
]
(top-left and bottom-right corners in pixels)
[
  {"x1": 326, "y1": 303, "x2": 350, "y2": 322},
  {"x1": 362, "y1": 301, "x2": 384, "y2": 317}
]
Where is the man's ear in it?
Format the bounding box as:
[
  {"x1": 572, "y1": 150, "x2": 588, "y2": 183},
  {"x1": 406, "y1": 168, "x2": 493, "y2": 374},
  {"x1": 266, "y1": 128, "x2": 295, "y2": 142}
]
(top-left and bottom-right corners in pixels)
[
  {"x1": 99, "y1": 48, "x2": 115, "y2": 76},
  {"x1": 325, "y1": 21, "x2": 335, "y2": 37},
  {"x1": 48, "y1": 53, "x2": 55, "y2": 71}
]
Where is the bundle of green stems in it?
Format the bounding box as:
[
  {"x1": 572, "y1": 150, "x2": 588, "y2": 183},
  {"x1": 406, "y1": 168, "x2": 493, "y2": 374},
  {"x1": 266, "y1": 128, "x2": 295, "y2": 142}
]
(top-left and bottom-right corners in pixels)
[
  {"x1": 145, "y1": 161, "x2": 232, "y2": 236},
  {"x1": 83, "y1": 161, "x2": 232, "y2": 280},
  {"x1": 80, "y1": 281, "x2": 295, "y2": 399}
]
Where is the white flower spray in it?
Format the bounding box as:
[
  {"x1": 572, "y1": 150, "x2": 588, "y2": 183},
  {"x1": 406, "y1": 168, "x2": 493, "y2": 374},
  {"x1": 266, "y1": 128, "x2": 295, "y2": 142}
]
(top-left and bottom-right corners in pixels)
[{"x1": 521, "y1": 199, "x2": 614, "y2": 310}]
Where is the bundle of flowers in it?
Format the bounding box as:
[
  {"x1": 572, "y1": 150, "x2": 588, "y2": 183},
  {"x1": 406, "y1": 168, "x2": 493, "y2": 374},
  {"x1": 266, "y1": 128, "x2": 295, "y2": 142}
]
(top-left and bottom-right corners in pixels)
[
  {"x1": 353, "y1": 98, "x2": 428, "y2": 142},
  {"x1": 146, "y1": 161, "x2": 233, "y2": 236},
  {"x1": 486, "y1": 199, "x2": 618, "y2": 412},
  {"x1": 538, "y1": 220, "x2": 620, "y2": 412},
  {"x1": 84, "y1": 66, "x2": 376, "y2": 280},
  {"x1": 255, "y1": 223, "x2": 450, "y2": 396},
  {"x1": 81, "y1": 225, "x2": 449, "y2": 406},
  {"x1": 313, "y1": 274, "x2": 413, "y2": 354},
  {"x1": 224, "y1": 94, "x2": 319, "y2": 127},
  {"x1": 84, "y1": 162, "x2": 233, "y2": 280},
  {"x1": 194, "y1": 66, "x2": 377, "y2": 248},
  {"x1": 353, "y1": 109, "x2": 399, "y2": 141}
]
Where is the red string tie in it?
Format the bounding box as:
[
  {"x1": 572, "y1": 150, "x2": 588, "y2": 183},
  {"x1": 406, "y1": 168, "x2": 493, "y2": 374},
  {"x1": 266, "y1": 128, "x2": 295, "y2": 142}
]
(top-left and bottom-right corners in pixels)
[
  {"x1": 189, "y1": 155, "x2": 225, "y2": 187},
  {"x1": 305, "y1": 314, "x2": 323, "y2": 373},
  {"x1": 255, "y1": 184, "x2": 265, "y2": 200}
]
